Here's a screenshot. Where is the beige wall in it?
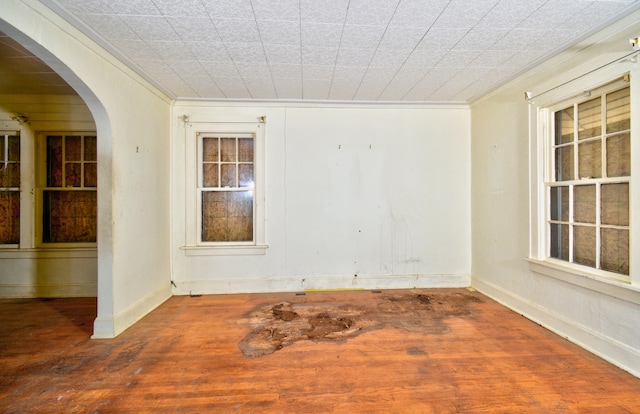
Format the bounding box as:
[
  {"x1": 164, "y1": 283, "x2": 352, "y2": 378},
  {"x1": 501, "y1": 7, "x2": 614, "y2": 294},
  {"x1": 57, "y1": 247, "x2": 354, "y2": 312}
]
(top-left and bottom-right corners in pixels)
[
  {"x1": 171, "y1": 102, "x2": 472, "y2": 293},
  {"x1": 471, "y1": 9, "x2": 640, "y2": 376}
]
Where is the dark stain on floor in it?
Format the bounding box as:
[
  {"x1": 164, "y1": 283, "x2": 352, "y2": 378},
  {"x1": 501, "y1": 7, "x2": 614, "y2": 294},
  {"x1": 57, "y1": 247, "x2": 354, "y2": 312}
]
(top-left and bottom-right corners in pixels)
[{"x1": 238, "y1": 291, "x2": 482, "y2": 357}]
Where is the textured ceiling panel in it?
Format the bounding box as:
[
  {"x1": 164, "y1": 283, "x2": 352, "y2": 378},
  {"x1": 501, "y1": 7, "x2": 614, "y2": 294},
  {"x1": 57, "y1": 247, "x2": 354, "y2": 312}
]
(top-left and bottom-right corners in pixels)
[{"x1": 3, "y1": 0, "x2": 639, "y2": 102}]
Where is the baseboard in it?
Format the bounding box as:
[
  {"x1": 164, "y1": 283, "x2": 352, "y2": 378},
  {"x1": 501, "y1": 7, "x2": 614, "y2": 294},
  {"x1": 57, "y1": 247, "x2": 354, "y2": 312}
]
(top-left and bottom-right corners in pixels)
[
  {"x1": 472, "y1": 277, "x2": 640, "y2": 378},
  {"x1": 0, "y1": 283, "x2": 97, "y2": 298},
  {"x1": 173, "y1": 273, "x2": 471, "y2": 295},
  {"x1": 92, "y1": 284, "x2": 172, "y2": 338}
]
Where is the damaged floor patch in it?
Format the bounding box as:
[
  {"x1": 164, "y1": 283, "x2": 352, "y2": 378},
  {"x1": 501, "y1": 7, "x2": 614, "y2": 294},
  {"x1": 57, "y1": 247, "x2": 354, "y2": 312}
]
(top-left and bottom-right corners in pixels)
[{"x1": 238, "y1": 291, "x2": 482, "y2": 358}]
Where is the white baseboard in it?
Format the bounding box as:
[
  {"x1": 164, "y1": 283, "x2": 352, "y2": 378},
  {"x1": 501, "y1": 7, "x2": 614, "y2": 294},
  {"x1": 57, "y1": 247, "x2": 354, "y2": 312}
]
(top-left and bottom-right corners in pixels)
[
  {"x1": 172, "y1": 273, "x2": 471, "y2": 295},
  {"x1": 0, "y1": 283, "x2": 97, "y2": 298},
  {"x1": 92, "y1": 284, "x2": 172, "y2": 338},
  {"x1": 472, "y1": 277, "x2": 640, "y2": 378}
]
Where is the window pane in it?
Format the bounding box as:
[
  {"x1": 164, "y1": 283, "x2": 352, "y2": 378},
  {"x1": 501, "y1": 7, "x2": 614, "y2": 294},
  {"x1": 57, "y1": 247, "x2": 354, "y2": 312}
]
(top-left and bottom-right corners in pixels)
[
  {"x1": 239, "y1": 164, "x2": 254, "y2": 187},
  {"x1": 203, "y1": 138, "x2": 219, "y2": 162},
  {"x1": 578, "y1": 140, "x2": 601, "y2": 179},
  {"x1": 220, "y1": 138, "x2": 236, "y2": 162},
  {"x1": 85, "y1": 163, "x2": 97, "y2": 187},
  {"x1": 0, "y1": 191, "x2": 19, "y2": 244},
  {"x1": 550, "y1": 223, "x2": 569, "y2": 261},
  {"x1": 47, "y1": 136, "x2": 63, "y2": 187},
  {"x1": 0, "y1": 163, "x2": 19, "y2": 188},
  {"x1": 578, "y1": 97, "x2": 601, "y2": 140},
  {"x1": 238, "y1": 138, "x2": 254, "y2": 162},
  {"x1": 606, "y1": 133, "x2": 630, "y2": 177},
  {"x1": 43, "y1": 190, "x2": 97, "y2": 243},
  {"x1": 65, "y1": 163, "x2": 82, "y2": 187},
  {"x1": 601, "y1": 228, "x2": 629, "y2": 275},
  {"x1": 8, "y1": 135, "x2": 20, "y2": 161},
  {"x1": 601, "y1": 183, "x2": 629, "y2": 226},
  {"x1": 555, "y1": 107, "x2": 574, "y2": 144},
  {"x1": 550, "y1": 186, "x2": 569, "y2": 221},
  {"x1": 574, "y1": 185, "x2": 595, "y2": 224},
  {"x1": 228, "y1": 191, "x2": 253, "y2": 241},
  {"x1": 573, "y1": 225, "x2": 595, "y2": 267},
  {"x1": 202, "y1": 191, "x2": 227, "y2": 241},
  {"x1": 65, "y1": 136, "x2": 82, "y2": 161},
  {"x1": 203, "y1": 163, "x2": 219, "y2": 187},
  {"x1": 606, "y1": 87, "x2": 630, "y2": 134},
  {"x1": 221, "y1": 164, "x2": 236, "y2": 187},
  {"x1": 555, "y1": 146, "x2": 574, "y2": 181},
  {"x1": 84, "y1": 136, "x2": 97, "y2": 161},
  {"x1": 202, "y1": 191, "x2": 253, "y2": 242},
  {"x1": 0, "y1": 136, "x2": 20, "y2": 188}
]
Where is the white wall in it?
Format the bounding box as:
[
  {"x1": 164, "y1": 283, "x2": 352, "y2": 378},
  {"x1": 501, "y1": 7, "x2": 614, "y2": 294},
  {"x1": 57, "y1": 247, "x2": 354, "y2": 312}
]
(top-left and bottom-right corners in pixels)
[
  {"x1": 471, "y1": 10, "x2": 640, "y2": 376},
  {"x1": 171, "y1": 102, "x2": 471, "y2": 294},
  {"x1": 0, "y1": 94, "x2": 97, "y2": 297},
  {"x1": 1, "y1": 0, "x2": 173, "y2": 337}
]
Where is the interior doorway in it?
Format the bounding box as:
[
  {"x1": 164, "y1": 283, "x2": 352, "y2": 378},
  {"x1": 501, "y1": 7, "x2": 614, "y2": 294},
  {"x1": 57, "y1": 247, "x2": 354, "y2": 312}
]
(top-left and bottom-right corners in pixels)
[{"x1": 0, "y1": 23, "x2": 112, "y2": 336}]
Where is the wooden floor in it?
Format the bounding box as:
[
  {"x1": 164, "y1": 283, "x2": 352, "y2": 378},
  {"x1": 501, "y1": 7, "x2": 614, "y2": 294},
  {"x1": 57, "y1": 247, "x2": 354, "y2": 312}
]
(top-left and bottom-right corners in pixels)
[{"x1": 1, "y1": 288, "x2": 639, "y2": 413}]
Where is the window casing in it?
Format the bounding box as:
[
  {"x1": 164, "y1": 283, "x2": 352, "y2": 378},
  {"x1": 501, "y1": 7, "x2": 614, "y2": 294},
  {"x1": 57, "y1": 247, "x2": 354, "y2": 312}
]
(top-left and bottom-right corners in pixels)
[
  {"x1": 37, "y1": 133, "x2": 97, "y2": 246},
  {"x1": 529, "y1": 72, "x2": 640, "y2": 284},
  {"x1": 184, "y1": 120, "x2": 266, "y2": 255},
  {"x1": 547, "y1": 84, "x2": 630, "y2": 280},
  {"x1": 0, "y1": 132, "x2": 20, "y2": 246}
]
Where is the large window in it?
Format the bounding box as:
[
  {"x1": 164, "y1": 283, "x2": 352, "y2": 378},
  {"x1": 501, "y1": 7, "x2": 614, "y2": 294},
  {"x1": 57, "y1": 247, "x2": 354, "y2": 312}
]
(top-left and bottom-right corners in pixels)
[
  {"x1": 0, "y1": 133, "x2": 20, "y2": 245},
  {"x1": 547, "y1": 82, "x2": 630, "y2": 279},
  {"x1": 40, "y1": 133, "x2": 97, "y2": 244}
]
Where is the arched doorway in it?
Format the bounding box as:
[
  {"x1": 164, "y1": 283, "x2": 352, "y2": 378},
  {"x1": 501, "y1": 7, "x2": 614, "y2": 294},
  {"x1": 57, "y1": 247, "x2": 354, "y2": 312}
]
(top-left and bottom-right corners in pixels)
[{"x1": 0, "y1": 20, "x2": 112, "y2": 336}]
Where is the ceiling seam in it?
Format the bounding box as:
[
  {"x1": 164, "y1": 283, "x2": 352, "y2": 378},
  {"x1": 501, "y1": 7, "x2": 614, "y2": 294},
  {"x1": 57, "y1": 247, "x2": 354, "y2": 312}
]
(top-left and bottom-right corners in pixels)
[
  {"x1": 249, "y1": 0, "x2": 277, "y2": 100},
  {"x1": 349, "y1": 0, "x2": 403, "y2": 100},
  {"x1": 399, "y1": 0, "x2": 455, "y2": 101},
  {"x1": 326, "y1": 0, "x2": 351, "y2": 100},
  {"x1": 299, "y1": 0, "x2": 304, "y2": 100},
  {"x1": 374, "y1": 0, "x2": 453, "y2": 101}
]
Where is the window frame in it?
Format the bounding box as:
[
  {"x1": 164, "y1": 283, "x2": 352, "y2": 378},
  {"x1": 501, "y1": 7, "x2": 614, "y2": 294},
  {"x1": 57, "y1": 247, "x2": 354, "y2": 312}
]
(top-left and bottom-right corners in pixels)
[
  {"x1": 529, "y1": 65, "x2": 640, "y2": 290},
  {"x1": 183, "y1": 121, "x2": 267, "y2": 256},
  {"x1": 545, "y1": 81, "x2": 631, "y2": 283},
  {"x1": 35, "y1": 131, "x2": 98, "y2": 248}
]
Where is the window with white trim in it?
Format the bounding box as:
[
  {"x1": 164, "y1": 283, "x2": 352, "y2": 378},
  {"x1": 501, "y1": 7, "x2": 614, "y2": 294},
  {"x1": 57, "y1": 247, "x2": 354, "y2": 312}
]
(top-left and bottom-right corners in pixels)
[
  {"x1": 184, "y1": 120, "x2": 266, "y2": 255},
  {"x1": 0, "y1": 132, "x2": 20, "y2": 245},
  {"x1": 38, "y1": 133, "x2": 97, "y2": 245},
  {"x1": 199, "y1": 133, "x2": 255, "y2": 242},
  {"x1": 545, "y1": 80, "x2": 631, "y2": 280}
]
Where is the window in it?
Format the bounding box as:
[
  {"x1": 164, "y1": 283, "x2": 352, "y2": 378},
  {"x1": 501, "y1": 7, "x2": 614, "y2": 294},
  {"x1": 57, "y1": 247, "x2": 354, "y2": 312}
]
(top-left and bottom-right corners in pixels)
[
  {"x1": 546, "y1": 82, "x2": 630, "y2": 279},
  {"x1": 0, "y1": 133, "x2": 20, "y2": 245},
  {"x1": 184, "y1": 119, "x2": 266, "y2": 255},
  {"x1": 39, "y1": 133, "x2": 97, "y2": 245},
  {"x1": 199, "y1": 133, "x2": 254, "y2": 242}
]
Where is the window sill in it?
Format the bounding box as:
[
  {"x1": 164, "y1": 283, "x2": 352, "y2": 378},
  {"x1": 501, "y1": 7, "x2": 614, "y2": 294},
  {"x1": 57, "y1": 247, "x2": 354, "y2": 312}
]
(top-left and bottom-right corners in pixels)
[
  {"x1": 0, "y1": 248, "x2": 97, "y2": 259},
  {"x1": 527, "y1": 258, "x2": 640, "y2": 305},
  {"x1": 182, "y1": 245, "x2": 268, "y2": 256}
]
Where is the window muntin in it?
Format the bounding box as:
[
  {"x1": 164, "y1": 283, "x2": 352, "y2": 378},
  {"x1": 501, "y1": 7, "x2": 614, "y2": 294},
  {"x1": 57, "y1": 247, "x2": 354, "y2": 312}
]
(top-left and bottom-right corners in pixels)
[
  {"x1": 42, "y1": 134, "x2": 97, "y2": 244},
  {"x1": 0, "y1": 133, "x2": 20, "y2": 245},
  {"x1": 199, "y1": 133, "x2": 255, "y2": 243},
  {"x1": 548, "y1": 85, "x2": 630, "y2": 277}
]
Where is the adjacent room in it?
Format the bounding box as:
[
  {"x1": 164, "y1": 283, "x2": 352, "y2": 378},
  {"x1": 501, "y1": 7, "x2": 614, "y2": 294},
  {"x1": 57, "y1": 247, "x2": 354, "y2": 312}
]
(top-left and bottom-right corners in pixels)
[{"x1": 1, "y1": 0, "x2": 640, "y2": 411}]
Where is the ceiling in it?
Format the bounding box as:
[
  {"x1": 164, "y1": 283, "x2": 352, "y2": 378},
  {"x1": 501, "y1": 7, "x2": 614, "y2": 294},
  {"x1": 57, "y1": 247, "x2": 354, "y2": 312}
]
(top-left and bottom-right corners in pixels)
[
  {"x1": 0, "y1": 31, "x2": 76, "y2": 95},
  {"x1": 4, "y1": 0, "x2": 640, "y2": 102}
]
